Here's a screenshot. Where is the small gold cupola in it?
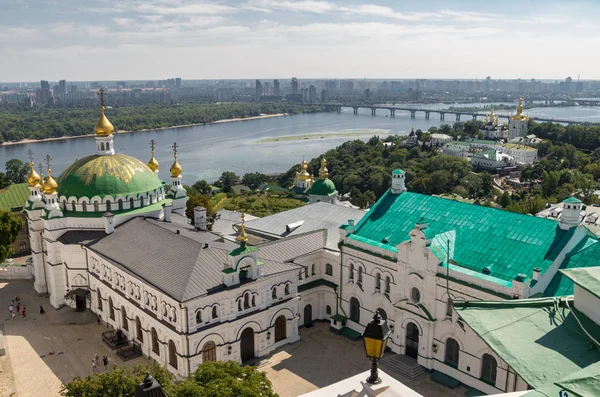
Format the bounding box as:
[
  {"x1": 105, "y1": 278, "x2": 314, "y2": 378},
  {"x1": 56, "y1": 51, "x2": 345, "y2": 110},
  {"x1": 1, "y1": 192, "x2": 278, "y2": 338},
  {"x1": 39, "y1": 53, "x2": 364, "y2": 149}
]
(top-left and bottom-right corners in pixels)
[
  {"x1": 26, "y1": 149, "x2": 41, "y2": 187},
  {"x1": 41, "y1": 155, "x2": 57, "y2": 194},
  {"x1": 148, "y1": 139, "x2": 159, "y2": 172},
  {"x1": 318, "y1": 157, "x2": 329, "y2": 180},
  {"x1": 94, "y1": 88, "x2": 114, "y2": 137},
  {"x1": 170, "y1": 142, "x2": 182, "y2": 178},
  {"x1": 237, "y1": 212, "x2": 248, "y2": 247},
  {"x1": 298, "y1": 159, "x2": 311, "y2": 181}
]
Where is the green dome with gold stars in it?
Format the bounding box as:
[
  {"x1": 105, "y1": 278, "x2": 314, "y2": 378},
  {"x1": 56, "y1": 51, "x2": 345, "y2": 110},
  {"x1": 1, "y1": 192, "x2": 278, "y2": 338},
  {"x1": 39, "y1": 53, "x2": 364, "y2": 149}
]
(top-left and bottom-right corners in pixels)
[{"x1": 57, "y1": 154, "x2": 163, "y2": 199}]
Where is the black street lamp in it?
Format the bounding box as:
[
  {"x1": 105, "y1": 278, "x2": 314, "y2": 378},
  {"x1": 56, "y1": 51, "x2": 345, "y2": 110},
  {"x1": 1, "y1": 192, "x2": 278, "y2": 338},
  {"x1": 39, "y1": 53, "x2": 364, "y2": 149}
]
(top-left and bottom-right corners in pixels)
[{"x1": 362, "y1": 309, "x2": 391, "y2": 384}]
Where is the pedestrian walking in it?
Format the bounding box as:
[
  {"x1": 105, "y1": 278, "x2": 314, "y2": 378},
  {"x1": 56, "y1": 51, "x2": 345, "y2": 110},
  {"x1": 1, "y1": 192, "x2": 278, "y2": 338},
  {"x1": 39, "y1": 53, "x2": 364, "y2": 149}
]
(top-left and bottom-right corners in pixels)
[
  {"x1": 9, "y1": 304, "x2": 14, "y2": 314},
  {"x1": 21, "y1": 307, "x2": 26, "y2": 320},
  {"x1": 92, "y1": 356, "x2": 98, "y2": 373},
  {"x1": 16, "y1": 303, "x2": 20, "y2": 313},
  {"x1": 39, "y1": 305, "x2": 45, "y2": 314},
  {"x1": 102, "y1": 356, "x2": 108, "y2": 370},
  {"x1": 11, "y1": 311, "x2": 15, "y2": 320}
]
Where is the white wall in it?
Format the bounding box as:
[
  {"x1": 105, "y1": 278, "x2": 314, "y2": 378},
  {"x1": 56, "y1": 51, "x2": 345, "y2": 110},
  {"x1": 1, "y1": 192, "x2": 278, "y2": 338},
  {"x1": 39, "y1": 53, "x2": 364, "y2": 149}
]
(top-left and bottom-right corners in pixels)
[{"x1": 574, "y1": 285, "x2": 600, "y2": 326}]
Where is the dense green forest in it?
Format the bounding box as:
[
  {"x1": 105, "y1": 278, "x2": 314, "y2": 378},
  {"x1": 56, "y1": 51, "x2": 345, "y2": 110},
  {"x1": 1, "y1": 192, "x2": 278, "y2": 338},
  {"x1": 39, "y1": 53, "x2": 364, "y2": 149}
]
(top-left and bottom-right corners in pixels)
[{"x1": 0, "y1": 102, "x2": 328, "y2": 143}]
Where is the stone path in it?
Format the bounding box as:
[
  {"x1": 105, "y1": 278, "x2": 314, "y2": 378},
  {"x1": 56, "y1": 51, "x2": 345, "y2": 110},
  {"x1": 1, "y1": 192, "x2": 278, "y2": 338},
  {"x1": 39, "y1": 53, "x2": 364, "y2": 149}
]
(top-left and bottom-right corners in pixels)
[{"x1": 0, "y1": 280, "x2": 148, "y2": 397}]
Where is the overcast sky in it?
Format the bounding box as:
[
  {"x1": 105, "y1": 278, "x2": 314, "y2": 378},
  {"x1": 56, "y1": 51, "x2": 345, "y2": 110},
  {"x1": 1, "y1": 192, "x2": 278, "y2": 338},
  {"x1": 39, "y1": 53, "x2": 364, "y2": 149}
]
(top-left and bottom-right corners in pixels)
[{"x1": 2, "y1": 0, "x2": 599, "y2": 82}]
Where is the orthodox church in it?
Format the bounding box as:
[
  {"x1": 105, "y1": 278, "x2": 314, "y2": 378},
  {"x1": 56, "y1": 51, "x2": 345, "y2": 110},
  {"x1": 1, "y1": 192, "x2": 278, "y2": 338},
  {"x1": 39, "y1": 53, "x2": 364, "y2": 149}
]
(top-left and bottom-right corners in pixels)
[
  {"x1": 291, "y1": 157, "x2": 338, "y2": 205},
  {"x1": 481, "y1": 99, "x2": 529, "y2": 141}
]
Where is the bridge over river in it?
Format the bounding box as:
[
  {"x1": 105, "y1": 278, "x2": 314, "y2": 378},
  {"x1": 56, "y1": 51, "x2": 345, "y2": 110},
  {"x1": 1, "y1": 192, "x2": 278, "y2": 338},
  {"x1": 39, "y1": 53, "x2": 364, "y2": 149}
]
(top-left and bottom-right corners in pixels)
[{"x1": 320, "y1": 104, "x2": 597, "y2": 125}]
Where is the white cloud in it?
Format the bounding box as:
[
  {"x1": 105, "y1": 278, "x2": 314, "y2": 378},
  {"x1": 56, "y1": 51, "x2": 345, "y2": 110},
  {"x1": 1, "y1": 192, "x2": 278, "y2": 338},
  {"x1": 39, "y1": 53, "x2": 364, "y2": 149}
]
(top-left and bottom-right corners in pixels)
[
  {"x1": 340, "y1": 5, "x2": 438, "y2": 21},
  {"x1": 113, "y1": 18, "x2": 135, "y2": 26},
  {"x1": 245, "y1": 0, "x2": 336, "y2": 14}
]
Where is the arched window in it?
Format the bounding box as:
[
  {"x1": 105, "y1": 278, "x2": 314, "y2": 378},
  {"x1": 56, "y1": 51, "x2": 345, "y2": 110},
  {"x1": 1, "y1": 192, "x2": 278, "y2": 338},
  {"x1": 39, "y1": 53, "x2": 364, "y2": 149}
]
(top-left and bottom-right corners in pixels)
[
  {"x1": 358, "y1": 267, "x2": 363, "y2": 285},
  {"x1": 135, "y1": 316, "x2": 143, "y2": 342},
  {"x1": 118, "y1": 199, "x2": 123, "y2": 211},
  {"x1": 62, "y1": 200, "x2": 66, "y2": 210},
  {"x1": 326, "y1": 263, "x2": 333, "y2": 276},
  {"x1": 244, "y1": 294, "x2": 250, "y2": 309},
  {"x1": 252, "y1": 295, "x2": 256, "y2": 307},
  {"x1": 299, "y1": 269, "x2": 303, "y2": 280},
  {"x1": 196, "y1": 311, "x2": 202, "y2": 324},
  {"x1": 71, "y1": 200, "x2": 76, "y2": 212},
  {"x1": 94, "y1": 201, "x2": 99, "y2": 212},
  {"x1": 150, "y1": 195, "x2": 154, "y2": 204},
  {"x1": 275, "y1": 315, "x2": 286, "y2": 342},
  {"x1": 82, "y1": 202, "x2": 87, "y2": 212},
  {"x1": 202, "y1": 341, "x2": 216, "y2": 363},
  {"x1": 97, "y1": 289, "x2": 103, "y2": 311},
  {"x1": 385, "y1": 276, "x2": 391, "y2": 294},
  {"x1": 446, "y1": 297, "x2": 454, "y2": 318},
  {"x1": 349, "y1": 263, "x2": 354, "y2": 281},
  {"x1": 305, "y1": 268, "x2": 308, "y2": 279},
  {"x1": 272, "y1": 288, "x2": 277, "y2": 300},
  {"x1": 140, "y1": 196, "x2": 145, "y2": 206},
  {"x1": 285, "y1": 284, "x2": 290, "y2": 295},
  {"x1": 375, "y1": 273, "x2": 381, "y2": 291},
  {"x1": 108, "y1": 297, "x2": 115, "y2": 320},
  {"x1": 481, "y1": 354, "x2": 498, "y2": 384},
  {"x1": 121, "y1": 306, "x2": 128, "y2": 331},
  {"x1": 168, "y1": 340, "x2": 178, "y2": 369},
  {"x1": 445, "y1": 338, "x2": 460, "y2": 367},
  {"x1": 238, "y1": 300, "x2": 242, "y2": 311},
  {"x1": 101, "y1": 142, "x2": 105, "y2": 151},
  {"x1": 129, "y1": 198, "x2": 134, "y2": 209},
  {"x1": 151, "y1": 328, "x2": 160, "y2": 355},
  {"x1": 311, "y1": 264, "x2": 316, "y2": 275},
  {"x1": 212, "y1": 306, "x2": 218, "y2": 319},
  {"x1": 106, "y1": 200, "x2": 111, "y2": 212},
  {"x1": 350, "y1": 297, "x2": 360, "y2": 323},
  {"x1": 326, "y1": 305, "x2": 332, "y2": 315},
  {"x1": 106, "y1": 142, "x2": 110, "y2": 150}
]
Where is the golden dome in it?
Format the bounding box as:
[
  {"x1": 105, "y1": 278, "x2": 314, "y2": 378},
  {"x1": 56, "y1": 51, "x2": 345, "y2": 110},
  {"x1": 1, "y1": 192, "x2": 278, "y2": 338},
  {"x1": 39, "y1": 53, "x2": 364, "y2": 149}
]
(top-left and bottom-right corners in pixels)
[
  {"x1": 42, "y1": 169, "x2": 58, "y2": 194},
  {"x1": 297, "y1": 159, "x2": 311, "y2": 181},
  {"x1": 94, "y1": 106, "x2": 114, "y2": 136},
  {"x1": 148, "y1": 154, "x2": 159, "y2": 172},
  {"x1": 27, "y1": 161, "x2": 41, "y2": 187},
  {"x1": 318, "y1": 157, "x2": 329, "y2": 180},
  {"x1": 170, "y1": 157, "x2": 182, "y2": 178},
  {"x1": 511, "y1": 97, "x2": 529, "y2": 121}
]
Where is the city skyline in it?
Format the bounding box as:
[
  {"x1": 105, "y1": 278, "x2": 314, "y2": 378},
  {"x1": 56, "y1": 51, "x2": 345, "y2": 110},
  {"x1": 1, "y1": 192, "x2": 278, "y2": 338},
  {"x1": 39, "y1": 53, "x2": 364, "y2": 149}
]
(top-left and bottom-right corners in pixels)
[{"x1": 2, "y1": 0, "x2": 600, "y2": 81}]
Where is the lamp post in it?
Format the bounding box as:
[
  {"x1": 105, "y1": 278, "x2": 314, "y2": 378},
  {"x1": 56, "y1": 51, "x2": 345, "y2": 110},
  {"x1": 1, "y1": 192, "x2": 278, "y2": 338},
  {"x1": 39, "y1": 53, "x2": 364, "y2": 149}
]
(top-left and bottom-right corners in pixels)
[{"x1": 362, "y1": 309, "x2": 391, "y2": 384}]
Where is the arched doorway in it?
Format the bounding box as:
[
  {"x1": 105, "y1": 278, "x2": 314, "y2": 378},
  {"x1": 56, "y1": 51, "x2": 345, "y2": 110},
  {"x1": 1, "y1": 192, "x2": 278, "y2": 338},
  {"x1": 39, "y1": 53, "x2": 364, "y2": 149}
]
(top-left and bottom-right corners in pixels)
[
  {"x1": 240, "y1": 327, "x2": 255, "y2": 362},
  {"x1": 168, "y1": 340, "x2": 178, "y2": 369},
  {"x1": 303, "y1": 304, "x2": 313, "y2": 327},
  {"x1": 349, "y1": 298, "x2": 360, "y2": 323},
  {"x1": 274, "y1": 315, "x2": 286, "y2": 342},
  {"x1": 405, "y1": 322, "x2": 419, "y2": 359}
]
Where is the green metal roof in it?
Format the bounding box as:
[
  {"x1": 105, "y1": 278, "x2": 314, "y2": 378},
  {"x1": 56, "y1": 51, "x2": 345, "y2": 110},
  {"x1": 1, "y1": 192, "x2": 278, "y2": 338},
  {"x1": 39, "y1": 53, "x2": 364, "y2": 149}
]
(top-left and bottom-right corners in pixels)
[
  {"x1": 563, "y1": 197, "x2": 583, "y2": 204},
  {"x1": 350, "y1": 191, "x2": 574, "y2": 285},
  {"x1": 0, "y1": 183, "x2": 28, "y2": 212},
  {"x1": 455, "y1": 298, "x2": 600, "y2": 388},
  {"x1": 57, "y1": 154, "x2": 163, "y2": 199},
  {"x1": 553, "y1": 361, "x2": 600, "y2": 397},
  {"x1": 544, "y1": 234, "x2": 600, "y2": 297},
  {"x1": 560, "y1": 267, "x2": 600, "y2": 300},
  {"x1": 309, "y1": 178, "x2": 337, "y2": 196},
  {"x1": 392, "y1": 169, "x2": 405, "y2": 175}
]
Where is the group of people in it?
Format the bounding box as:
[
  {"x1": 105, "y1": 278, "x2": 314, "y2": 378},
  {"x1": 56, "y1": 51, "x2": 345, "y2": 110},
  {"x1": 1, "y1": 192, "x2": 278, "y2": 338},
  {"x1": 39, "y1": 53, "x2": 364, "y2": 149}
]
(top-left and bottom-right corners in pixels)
[
  {"x1": 8, "y1": 296, "x2": 26, "y2": 320},
  {"x1": 91, "y1": 354, "x2": 109, "y2": 373}
]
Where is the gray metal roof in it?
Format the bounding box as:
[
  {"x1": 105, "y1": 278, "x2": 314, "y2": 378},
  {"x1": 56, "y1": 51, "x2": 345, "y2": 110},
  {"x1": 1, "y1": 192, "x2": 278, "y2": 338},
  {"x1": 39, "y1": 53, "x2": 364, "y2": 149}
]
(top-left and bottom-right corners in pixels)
[
  {"x1": 59, "y1": 230, "x2": 107, "y2": 245},
  {"x1": 84, "y1": 217, "x2": 299, "y2": 302},
  {"x1": 258, "y1": 229, "x2": 327, "y2": 262},
  {"x1": 242, "y1": 202, "x2": 365, "y2": 250}
]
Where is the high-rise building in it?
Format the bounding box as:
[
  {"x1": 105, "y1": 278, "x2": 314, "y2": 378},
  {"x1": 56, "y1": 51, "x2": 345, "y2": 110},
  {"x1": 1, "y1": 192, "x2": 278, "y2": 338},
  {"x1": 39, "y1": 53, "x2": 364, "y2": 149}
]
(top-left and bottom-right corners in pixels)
[
  {"x1": 565, "y1": 76, "x2": 573, "y2": 92},
  {"x1": 291, "y1": 77, "x2": 298, "y2": 95},
  {"x1": 175, "y1": 78, "x2": 182, "y2": 89},
  {"x1": 309, "y1": 85, "x2": 317, "y2": 103},
  {"x1": 255, "y1": 80, "x2": 262, "y2": 100},
  {"x1": 273, "y1": 80, "x2": 280, "y2": 97},
  {"x1": 264, "y1": 82, "x2": 271, "y2": 96},
  {"x1": 38, "y1": 80, "x2": 51, "y2": 104},
  {"x1": 58, "y1": 79, "x2": 67, "y2": 96},
  {"x1": 321, "y1": 89, "x2": 328, "y2": 102}
]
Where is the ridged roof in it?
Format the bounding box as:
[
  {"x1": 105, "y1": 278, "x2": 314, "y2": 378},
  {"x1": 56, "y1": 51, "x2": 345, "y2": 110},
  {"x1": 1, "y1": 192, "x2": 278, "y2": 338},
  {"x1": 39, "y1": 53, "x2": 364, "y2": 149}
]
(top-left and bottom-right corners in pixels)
[
  {"x1": 349, "y1": 190, "x2": 574, "y2": 285},
  {"x1": 0, "y1": 183, "x2": 28, "y2": 212}
]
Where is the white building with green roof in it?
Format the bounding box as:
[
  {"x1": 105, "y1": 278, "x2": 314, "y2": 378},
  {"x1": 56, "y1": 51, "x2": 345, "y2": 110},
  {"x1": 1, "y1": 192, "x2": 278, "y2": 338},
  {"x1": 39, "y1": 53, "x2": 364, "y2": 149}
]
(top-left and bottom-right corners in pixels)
[{"x1": 334, "y1": 169, "x2": 600, "y2": 394}]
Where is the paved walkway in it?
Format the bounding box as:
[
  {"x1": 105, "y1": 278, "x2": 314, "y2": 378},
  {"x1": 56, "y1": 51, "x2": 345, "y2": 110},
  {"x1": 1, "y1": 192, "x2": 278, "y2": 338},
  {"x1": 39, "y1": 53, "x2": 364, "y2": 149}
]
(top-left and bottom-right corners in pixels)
[
  {"x1": 0, "y1": 280, "x2": 148, "y2": 397},
  {"x1": 259, "y1": 323, "x2": 468, "y2": 397}
]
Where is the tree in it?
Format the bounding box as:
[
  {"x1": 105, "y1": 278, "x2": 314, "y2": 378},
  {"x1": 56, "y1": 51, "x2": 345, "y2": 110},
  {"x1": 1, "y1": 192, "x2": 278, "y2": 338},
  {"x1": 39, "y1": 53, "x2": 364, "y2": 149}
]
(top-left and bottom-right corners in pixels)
[
  {"x1": 242, "y1": 172, "x2": 270, "y2": 190},
  {"x1": 60, "y1": 362, "x2": 173, "y2": 397},
  {"x1": 499, "y1": 191, "x2": 512, "y2": 208},
  {"x1": 4, "y1": 159, "x2": 29, "y2": 185},
  {"x1": 185, "y1": 194, "x2": 226, "y2": 230},
  {"x1": 192, "y1": 180, "x2": 212, "y2": 195},
  {"x1": 0, "y1": 172, "x2": 9, "y2": 189},
  {"x1": 0, "y1": 211, "x2": 23, "y2": 264},
  {"x1": 218, "y1": 172, "x2": 240, "y2": 193}
]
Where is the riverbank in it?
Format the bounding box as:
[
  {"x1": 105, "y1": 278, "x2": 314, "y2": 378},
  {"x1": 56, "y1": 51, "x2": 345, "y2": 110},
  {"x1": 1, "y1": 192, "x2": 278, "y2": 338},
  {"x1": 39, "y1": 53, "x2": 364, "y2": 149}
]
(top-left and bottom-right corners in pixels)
[{"x1": 0, "y1": 113, "x2": 287, "y2": 147}]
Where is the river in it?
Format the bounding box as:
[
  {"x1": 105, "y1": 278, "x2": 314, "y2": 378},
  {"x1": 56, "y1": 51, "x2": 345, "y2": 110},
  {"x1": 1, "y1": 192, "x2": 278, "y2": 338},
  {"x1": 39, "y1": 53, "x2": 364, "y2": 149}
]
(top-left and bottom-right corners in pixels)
[{"x1": 2, "y1": 104, "x2": 600, "y2": 184}]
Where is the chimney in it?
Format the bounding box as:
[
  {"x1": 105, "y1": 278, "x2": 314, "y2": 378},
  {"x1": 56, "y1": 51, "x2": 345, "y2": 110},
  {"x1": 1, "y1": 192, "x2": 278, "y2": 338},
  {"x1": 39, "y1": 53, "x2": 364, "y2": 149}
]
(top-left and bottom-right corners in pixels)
[
  {"x1": 390, "y1": 169, "x2": 406, "y2": 194},
  {"x1": 560, "y1": 197, "x2": 583, "y2": 230},
  {"x1": 103, "y1": 212, "x2": 114, "y2": 234},
  {"x1": 163, "y1": 202, "x2": 172, "y2": 223}
]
